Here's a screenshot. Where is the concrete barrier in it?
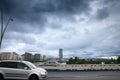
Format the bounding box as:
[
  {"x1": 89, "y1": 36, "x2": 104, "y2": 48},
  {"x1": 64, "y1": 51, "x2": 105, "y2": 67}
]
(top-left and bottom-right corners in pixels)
[{"x1": 39, "y1": 64, "x2": 120, "y2": 71}]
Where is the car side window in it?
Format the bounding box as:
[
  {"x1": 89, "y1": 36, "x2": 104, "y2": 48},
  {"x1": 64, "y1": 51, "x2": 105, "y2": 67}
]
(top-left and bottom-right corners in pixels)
[
  {"x1": 0, "y1": 62, "x2": 7, "y2": 67},
  {"x1": 0, "y1": 62, "x2": 17, "y2": 68},
  {"x1": 17, "y1": 62, "x2": 30, "y2": 70}
]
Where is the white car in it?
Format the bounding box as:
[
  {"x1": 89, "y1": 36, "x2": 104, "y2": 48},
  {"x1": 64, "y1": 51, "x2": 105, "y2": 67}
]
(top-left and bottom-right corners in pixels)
[{"x1": 0, "y1": 60, "x2": 48, "y2": 80}]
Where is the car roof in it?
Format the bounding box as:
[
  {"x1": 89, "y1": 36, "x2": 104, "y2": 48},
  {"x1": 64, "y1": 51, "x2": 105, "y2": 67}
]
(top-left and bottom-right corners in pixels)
[{"x1": 0, "y1": 60, "x2": 28, "y2": 63}]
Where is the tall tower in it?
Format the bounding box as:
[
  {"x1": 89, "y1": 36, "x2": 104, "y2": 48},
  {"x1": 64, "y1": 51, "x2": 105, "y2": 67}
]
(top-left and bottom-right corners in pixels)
[{"x1": 59, "y1": 48, "x2": 63, "y2": 63}]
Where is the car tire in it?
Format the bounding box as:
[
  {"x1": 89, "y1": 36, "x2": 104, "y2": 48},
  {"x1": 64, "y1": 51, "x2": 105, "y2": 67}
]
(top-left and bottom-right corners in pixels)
[
  {"x1": 29, "y1": 75, "x2": 38, "y2": 80},
  {"x1": 0, "y1": 74, "x2": 3, "y2": 80}
]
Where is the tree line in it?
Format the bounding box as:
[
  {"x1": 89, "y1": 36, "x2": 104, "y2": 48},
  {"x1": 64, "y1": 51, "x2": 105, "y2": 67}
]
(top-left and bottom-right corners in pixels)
[{"x1": 67, "y1": 56, "x2": 120, "y2": 64}]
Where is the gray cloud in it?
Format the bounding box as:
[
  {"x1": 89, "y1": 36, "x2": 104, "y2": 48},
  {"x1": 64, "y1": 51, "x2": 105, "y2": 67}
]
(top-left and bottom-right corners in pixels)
[
  {"x1": 95, "y1": 8, "x2": 109, "y2": 20},
  {"x1": 0, "y1": 0, "x2": 120, "y2": 58}
]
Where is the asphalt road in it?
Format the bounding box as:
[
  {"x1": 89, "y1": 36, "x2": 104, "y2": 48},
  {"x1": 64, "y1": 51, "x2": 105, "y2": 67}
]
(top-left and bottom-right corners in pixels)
[{"x1": 47, "y1": 71, "x2": 120, "y2": 80}]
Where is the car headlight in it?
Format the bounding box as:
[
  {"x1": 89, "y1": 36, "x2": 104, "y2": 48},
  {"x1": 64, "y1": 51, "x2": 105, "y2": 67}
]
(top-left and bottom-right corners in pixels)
[
  {"x1": 37, "y1": 68, "x2": 48, "y2": 75},
  {"x1": 41, "y1": 71, "x2": 48, "y2": 75}
]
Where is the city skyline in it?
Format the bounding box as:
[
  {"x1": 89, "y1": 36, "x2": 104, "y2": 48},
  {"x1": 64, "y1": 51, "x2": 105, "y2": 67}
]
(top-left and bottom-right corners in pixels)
[{"x1": 0, "y1": 0, "x2": 120, "y2": 58}]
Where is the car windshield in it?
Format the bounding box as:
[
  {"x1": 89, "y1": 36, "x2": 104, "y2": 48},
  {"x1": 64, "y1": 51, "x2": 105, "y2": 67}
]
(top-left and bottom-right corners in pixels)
[{"x1": 25, "y1": 61, "x2": 37, "y2": 69}]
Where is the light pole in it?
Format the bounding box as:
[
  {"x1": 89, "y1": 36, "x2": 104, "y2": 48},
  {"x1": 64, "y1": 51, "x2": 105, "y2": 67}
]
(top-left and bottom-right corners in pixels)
[{"x1": 0, "y1": 9, "x2": 13, "y2": 49}]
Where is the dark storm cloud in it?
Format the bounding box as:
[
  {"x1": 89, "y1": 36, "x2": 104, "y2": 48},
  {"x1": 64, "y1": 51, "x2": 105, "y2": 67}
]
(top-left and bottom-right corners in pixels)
[
  {"x1": 33, "y1": 0, "x2": 91, "y2": 15},
  {"x1": 0, "y1": 0, "x2": 92, "y2": 23},
  {"x1": 0, "y1": 0, "x2": 43, "y2": 23},
  {"x1": 0, "y1": 0, "x2": 93, "y2": 34}
]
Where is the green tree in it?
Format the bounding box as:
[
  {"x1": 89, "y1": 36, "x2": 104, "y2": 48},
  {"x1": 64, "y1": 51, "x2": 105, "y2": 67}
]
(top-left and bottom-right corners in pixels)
[
  {"x1": 74, "y1": 57, "x2": 79, "y2": 64},
  {"x1": 67, "y1": 58, "x2": 74, "y2": 64}
]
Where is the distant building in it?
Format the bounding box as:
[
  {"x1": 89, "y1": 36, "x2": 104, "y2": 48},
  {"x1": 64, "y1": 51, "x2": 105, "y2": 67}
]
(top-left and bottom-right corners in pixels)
[
  {"x1": 34, "y1": 53, "x2": 48, "y2": 61},
  {"x1": 43, "y1": 55, "x2": 47, "y2": 61},
  {"x1": 0, "y1": 52, "x2": 19, "y2": 60},
  {"x1": 59, "y1": 48, "x2": 63, "y2": 63},
  {"x1": 47, "y1": 58, "x2": 58, "y2": 62},
  {"x1": 34, "y1": 54, "x2": 42, "y2": 61},
  {"x1": 100, "y1": 56, "x2": 118, "y2": 60},
  {"x1": 22, "y1": 52, "x2": 32, "y2": 61}
]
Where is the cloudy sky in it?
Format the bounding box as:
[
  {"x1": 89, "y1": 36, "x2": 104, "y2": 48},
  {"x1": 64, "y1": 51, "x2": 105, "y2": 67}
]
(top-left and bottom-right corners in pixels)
[{"x1": 0, "y1": 0, "x2": 120, "y2": 58}]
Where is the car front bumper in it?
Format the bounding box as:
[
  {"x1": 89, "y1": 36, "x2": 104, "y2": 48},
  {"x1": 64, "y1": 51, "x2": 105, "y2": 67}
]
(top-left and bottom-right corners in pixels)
[{"x1": 40, "y1": 75, "x2": 47, "y2": 80}]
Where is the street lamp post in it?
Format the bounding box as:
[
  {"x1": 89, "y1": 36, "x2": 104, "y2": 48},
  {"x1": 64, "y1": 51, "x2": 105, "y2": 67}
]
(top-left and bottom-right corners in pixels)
[
  {"x1": 0, "y1": 9, "x2": 13, "y2": 49},
  {"x1": 0, "y1": 8, "x2": 3, "y2": 49}
]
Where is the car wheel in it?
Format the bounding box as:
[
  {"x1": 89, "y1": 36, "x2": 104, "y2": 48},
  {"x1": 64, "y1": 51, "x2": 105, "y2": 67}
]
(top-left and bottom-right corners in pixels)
[
  {"x1": 0, "y1": 74, "x2": 3, "y2": 80},
  {"x1": 29, "y1": 75, "x2": 38, "y2": 80}
]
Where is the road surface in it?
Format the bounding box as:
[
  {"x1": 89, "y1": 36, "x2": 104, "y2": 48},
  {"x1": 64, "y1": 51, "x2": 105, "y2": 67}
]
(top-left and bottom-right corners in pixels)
[{"x1": 47, "y1": 71, "x2": 120, "y2": 80}]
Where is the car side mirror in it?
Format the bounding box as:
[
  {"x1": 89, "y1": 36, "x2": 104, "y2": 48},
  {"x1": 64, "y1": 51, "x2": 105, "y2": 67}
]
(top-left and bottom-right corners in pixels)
[{"x1": 24, "y1": 67, "x2": 28, "y2": 70}]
